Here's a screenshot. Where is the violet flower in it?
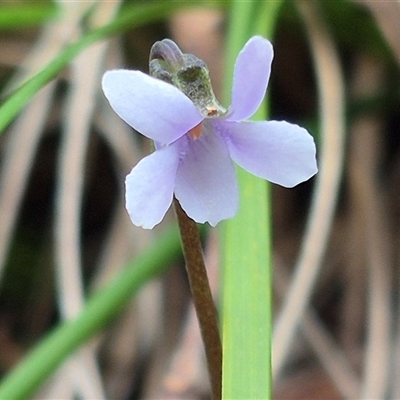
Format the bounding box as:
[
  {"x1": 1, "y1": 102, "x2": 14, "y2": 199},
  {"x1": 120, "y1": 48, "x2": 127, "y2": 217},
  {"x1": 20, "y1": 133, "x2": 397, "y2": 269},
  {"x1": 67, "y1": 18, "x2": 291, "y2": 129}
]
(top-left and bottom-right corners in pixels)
[{"x1": 102, "y1": 36, "x2": 317, "y2": 229}]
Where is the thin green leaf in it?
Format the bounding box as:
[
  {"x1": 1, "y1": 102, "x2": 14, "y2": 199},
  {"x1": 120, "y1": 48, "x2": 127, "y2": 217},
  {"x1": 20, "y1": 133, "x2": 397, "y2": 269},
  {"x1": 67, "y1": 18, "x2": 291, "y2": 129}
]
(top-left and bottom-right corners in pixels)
[
  {"x1": 0, "y1": 4, "x2": 58, "y2": 29},
  {"x1": 221, "y1": 1, "x2": 283, "y2": 398},
  {"x1": 0, "y1": 225, "x2": 193, "y2": 400},
  {"x1": 0, "y1": 1, "x2": 224, "y2": 135}
]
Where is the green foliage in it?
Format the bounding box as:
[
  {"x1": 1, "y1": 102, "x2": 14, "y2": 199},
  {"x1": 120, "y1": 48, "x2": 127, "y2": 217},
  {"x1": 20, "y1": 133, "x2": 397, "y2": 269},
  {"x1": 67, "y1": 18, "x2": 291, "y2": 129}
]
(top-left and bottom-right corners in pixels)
[
  {"x1": 0, "y1": 4, "x2": 57, "y2": 29},
  {"x1": 221, "y1": 2, "x2": 283, "y2": 398},
  {"x1": 1, "y1": 0, "x2": 399, "y2": 399},
  {"x1": 0, "y1": 225, "x2": 185, "y2": 399},
  {"x1": 0, "y1": 1, "x2": 225, "y2": 134}
]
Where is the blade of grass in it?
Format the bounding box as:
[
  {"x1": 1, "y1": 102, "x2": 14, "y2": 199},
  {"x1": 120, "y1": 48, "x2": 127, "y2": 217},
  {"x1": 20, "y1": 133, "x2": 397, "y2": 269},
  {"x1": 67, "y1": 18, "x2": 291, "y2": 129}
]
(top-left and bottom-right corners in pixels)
[
  {"x1": 0, "y1": 4, "x2": 58, "y2": 29},
  {"x1": 221, "y1": 1, "x2": 283, "y2": 399},
  {"x1": 52, "y1": 3, "x2": 122, "y2": 398},
  {"x1": 0, "y1": 225, "x2": 198, "y2": 400},
  {"x1": 0, "y1": 1, "x2": 97, "y2": 287},
  {"x1": 0, "y1": 1, "x2": 225, "y2": 135}
]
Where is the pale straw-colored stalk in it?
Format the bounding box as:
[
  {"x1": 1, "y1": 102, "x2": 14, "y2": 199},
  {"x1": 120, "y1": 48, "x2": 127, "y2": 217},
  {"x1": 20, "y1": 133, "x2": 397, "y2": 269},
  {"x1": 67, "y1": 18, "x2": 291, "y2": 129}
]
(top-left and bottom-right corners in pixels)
[{"x1": 273, "y1": 1, "x2": 345, "y2": 378}]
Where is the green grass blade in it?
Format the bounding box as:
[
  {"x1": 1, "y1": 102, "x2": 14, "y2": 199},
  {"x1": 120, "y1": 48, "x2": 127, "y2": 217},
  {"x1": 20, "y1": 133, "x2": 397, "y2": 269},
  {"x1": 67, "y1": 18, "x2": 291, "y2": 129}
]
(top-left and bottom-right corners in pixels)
[
  {"x1": 0, "y1": 4, "x2": 58, "y2": 29},
  {"x1": 222, "y1": 173, "x2": 272, "y2": 399},
  {"x1": 0, "y1": 1, "x2": 224, "y2": 135},
  {"x1": 0, "y1": 225, "x2": 190, "y2": 400},
  {"x1": 221, "y1": 1, "x2": 283, "y2": 398}
]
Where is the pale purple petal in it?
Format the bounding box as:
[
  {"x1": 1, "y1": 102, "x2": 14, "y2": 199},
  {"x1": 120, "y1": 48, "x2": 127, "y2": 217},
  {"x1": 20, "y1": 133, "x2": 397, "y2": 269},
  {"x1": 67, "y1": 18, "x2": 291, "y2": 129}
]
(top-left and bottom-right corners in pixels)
[
  {"x1": 174, "y1": 124, "x2": 238, "y2": 226},
  {"x1": 218, "y1": 120, "x2": 318, "y2": 188},
  {"x1": 125, "y1": 140, "x2": 183, "y2": 229},
  {"x1": 102, "y1": 70, "x2": 203, "y2": 145},
  {"x1": 226, "y1": 36, "x2": 273, "y2": 122}
]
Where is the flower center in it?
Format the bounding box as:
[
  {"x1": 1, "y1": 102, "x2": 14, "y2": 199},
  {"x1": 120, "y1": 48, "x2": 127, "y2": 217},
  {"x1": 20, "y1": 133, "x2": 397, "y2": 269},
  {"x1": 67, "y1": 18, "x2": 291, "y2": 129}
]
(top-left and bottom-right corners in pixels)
[
  {"x1": 188, "y1": 121, "x2": 204, "y2": 140},
  {"x1": 206, "y1": 106, "x2": 218, "y2": 117}
]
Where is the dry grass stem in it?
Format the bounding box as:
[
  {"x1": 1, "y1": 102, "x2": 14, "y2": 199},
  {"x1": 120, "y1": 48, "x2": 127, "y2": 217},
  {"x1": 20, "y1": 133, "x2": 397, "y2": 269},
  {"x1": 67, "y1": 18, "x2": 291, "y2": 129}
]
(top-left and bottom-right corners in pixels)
[
  {"x1": 273, "y1": 1, "x2": 346, "y2": 378},
  {"x1": 0, "y1": 2, "x2": 95, "y2": 286},
  {"x1": 53, "y1": 2, "x2": 121, "y2": 398},
  {"x1": 348, "y1": 56, "x2": 391, "y2": 399},
  {"x1": 1, "y1": 3, "x2": 399, "y2": 399},
  {"x1": 274, "y1": 262, "x2": 360, "y2": 398}
]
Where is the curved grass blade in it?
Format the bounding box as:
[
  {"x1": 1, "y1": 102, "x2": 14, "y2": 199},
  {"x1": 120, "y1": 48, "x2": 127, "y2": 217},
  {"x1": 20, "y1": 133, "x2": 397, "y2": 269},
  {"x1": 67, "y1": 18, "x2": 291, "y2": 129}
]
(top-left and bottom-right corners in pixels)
[
  {"x1": 0, "y1": 4, "x2": 57, "y2": 29},
  {"x1": 0, "y1": 1, "x2": 224, "y2": 134},
  {"x1": 0, "y1": 225, "x2": 193, "y2": 400}
]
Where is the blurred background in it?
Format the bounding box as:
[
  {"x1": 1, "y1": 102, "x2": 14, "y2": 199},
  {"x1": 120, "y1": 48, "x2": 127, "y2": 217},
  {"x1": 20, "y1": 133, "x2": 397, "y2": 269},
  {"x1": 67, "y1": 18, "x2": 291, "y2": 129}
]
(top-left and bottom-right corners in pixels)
[{"x1": 0, "y1": 0, "x2": 400, "y2": 399}]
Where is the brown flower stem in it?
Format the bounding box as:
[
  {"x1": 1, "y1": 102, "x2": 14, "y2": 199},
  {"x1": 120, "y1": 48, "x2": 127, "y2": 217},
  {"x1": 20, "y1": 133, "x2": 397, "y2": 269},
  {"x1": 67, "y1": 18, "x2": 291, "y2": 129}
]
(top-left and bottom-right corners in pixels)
[{"x1": 173, "y1": 198, "x2": 222, "y2": 400}]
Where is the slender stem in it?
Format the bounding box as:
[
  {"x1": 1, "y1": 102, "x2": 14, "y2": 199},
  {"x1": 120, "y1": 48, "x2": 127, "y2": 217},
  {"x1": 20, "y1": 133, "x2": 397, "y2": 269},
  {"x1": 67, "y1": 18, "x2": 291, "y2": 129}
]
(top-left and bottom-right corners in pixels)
[{"x1": 173, "y1": 199, "x2": 222, "y2": 400}]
